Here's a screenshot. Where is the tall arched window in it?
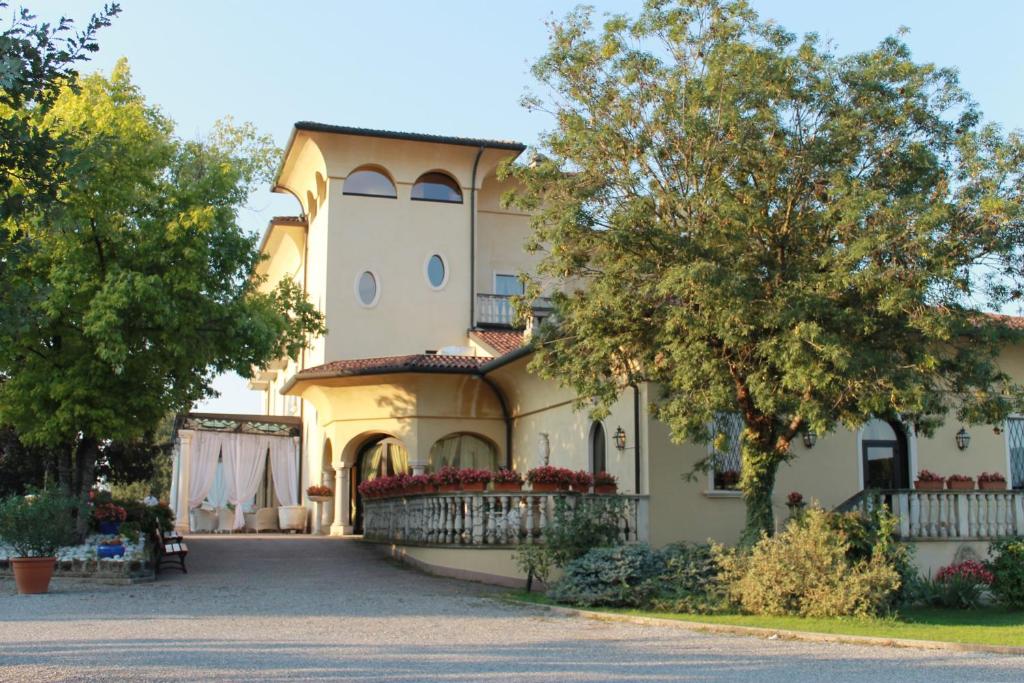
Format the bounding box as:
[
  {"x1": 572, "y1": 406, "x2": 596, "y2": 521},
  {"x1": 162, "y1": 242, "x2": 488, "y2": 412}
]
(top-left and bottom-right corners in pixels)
[
  {"x1": 429, "y1": 433, "x2": 498, "y2": 471},
  {"x1": 411, "y1": 172, "x2": 463, "y2": 203},
  {"x1": 590, "y1": 422, "x2": 607, "y2": 474},
  {"x1": 359, "y1": 437, "x2": 410, "y2": 480},
  {"x1": 343, "y1": 167, "x2": 397, "y2": 198}
]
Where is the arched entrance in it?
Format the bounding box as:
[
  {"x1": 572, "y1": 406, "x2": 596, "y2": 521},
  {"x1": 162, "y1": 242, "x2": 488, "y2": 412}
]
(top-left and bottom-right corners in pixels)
[
  {"x1": 352, "y1": 435, "x2": 410, "y2": 533},
  {"x1": 427, "y1": 433, "x2": 499, "y2": 471},
  {"x1": 860, "y1": 418, "x2": 910, "y2": 490}
]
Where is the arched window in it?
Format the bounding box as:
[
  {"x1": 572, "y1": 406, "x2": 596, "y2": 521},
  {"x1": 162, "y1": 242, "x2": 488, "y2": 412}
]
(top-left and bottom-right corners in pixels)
[
  {"x1": 411, "y1": 172, "x2": 463, "y2": 203},
  {"x1": 343, "y1": 167, "x2": 397, "y2": 198},
  {"x1": 589, "y1": 422, "x2": 606, "y2": 474},
  {"x1": 359, "y1": 438, "x2": 410, "y2": 481},
  {"x1": 429, "y1": 433, "x2": 498, "y2": 471}
]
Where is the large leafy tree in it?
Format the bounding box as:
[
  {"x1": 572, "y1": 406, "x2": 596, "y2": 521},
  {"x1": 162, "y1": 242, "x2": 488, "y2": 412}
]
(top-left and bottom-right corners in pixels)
[
  {"x1": 509, "y1": 0, "x2": 1024, "y2": 543},
  {"x1": 0, "y1": 61, "x2": 324, "y2": 526}
]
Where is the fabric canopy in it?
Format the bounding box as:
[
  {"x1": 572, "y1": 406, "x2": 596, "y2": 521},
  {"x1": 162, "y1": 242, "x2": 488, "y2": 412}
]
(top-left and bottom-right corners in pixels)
[
  {"x1": 223, "y1": 434, "x2": 269, "y2": 530},
  {"x1": 270, "y1": 437, "x2": 300, "y2": 506},
  {"x1": 188, "y1": 431, "x2": 222, "y2": 509}
]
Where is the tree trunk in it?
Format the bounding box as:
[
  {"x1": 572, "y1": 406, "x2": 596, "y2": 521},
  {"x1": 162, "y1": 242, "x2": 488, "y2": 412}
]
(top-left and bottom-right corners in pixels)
[
  {"x1": 73, "y1": 436, "x2": 98, "y2": 540},
  {"x1": 738, "y1": 444, "x2": 784, "y2": 547}
]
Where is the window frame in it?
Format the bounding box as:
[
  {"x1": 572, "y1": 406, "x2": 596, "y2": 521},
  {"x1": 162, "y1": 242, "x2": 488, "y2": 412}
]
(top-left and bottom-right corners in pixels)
[
  {"x1": 354, "y1": 269, "x2": 381, "y2": 308},
  {"x1": 1006, "y1": 414, "x2": 1024, "y2": 490},
  {"x1": 706, "y1": 414, "x2": 743, "y2": 497},
  {"x1": 410, "y1": 171, "x2": 463, "y2": 204},
  {"x1": 342, "y1": 167, "x2": 398, "y2": 199},
  {"x1": 589, "y1": 421, "x2": 607, "y2": 475},
  {"x1": 423, "y1": 253, "x2": 449, "y2": 291}
]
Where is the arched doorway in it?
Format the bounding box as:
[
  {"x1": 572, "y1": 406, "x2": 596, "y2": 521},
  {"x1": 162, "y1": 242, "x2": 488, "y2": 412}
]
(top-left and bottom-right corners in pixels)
[
  {"x1": 589, "y1": 422, "x2": 607, "y2": 474},
  {"x1": 860, "y1": 418, "x2": 910, "y2": 490},
  {"x1": 427, "y1": 433, "x2": 499, "y2": 471},
  {"x1": 352, "y1": 436, "x2": 409, "y2": 533}
]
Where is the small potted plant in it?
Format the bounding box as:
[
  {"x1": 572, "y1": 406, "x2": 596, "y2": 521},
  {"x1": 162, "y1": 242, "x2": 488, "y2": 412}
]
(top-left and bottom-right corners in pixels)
[
  {"x1": 97, "y1": 536, "x2": 126, "y2": 559},
  {"x1": 946, "y1": 473, "x2": 975, "y2": 491},
  {"x1": 786, "y1": 491, "x2": 806, "y2": 517},
  {"x1": 0, "y1": 490, "x2": 77, "y2": 594},
  {"x1": 405, "y1": 474, "x2": 431, "y2": 495},
  {"x1": 306, "y1": 485, "x2": 333, "y2": 501},
  {"x1": 492, "y1": 469, "x2": 524, "y2": 492},
  {"x1": 571, "y1": 470, "x2": 593, "y2": 493},
  {"x1": 434, "y1": 466, "x2": 462, "y2": 493},
  {"x1": 593, "y1": 471, "x2": 618, "y2": 495},
  {"x1": 459, "y1": 469, "x2": 493, "y2": 492},
  {"x1": 527, "y1": 466, "x2": 574, "y2": 493},
  {"x1": 978, "y1": 472, "x2": 1008, "y2": 491},
  {"x1": 715, "y1": 469, "x2": 740, "y2": 490},
  {"x1": 93, "y1": 502, "x2": 127, "y2": 535},
  {"x1": 357, "y1": 479, "x2": 378, "y2": 499},
  {"x1": 915, "y1": 469, "x2": 945, "y2": 491}
]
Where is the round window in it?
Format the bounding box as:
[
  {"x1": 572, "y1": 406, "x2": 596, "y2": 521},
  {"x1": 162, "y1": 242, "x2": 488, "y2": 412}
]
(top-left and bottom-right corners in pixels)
[
  {"x1": 357, "y1": 271, "x2": 378, "y2": 306},
  {"x1": 426, "y1": 255, "x2": 446, "y2": 289}
]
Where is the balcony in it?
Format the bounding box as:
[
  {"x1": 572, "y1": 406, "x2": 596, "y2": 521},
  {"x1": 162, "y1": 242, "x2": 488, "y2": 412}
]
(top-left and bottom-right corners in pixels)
[
  {"x1": 363, "y1": 491, "x2": 648, "y2": 547},
  {"x1": 476, "y1": 293, "x2": 552, "y2": 328},
  {"x1": 839, "y1": 489, "x2": 1024, "y2": 541}
]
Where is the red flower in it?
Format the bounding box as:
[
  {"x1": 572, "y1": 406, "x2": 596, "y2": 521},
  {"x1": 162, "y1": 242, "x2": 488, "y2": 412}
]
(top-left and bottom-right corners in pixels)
[
  {"x1": 493, "y1": 468, "x2": 524, "y2": 484},
  {"x1": 935, "y1": 560, "x2": 994, "y2": 586}
]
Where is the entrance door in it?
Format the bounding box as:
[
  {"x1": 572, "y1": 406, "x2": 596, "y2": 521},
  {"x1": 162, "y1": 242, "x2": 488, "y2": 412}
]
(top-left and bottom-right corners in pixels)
[{"x1": 860, "y1": 419, "x2": 909, "y2": 490}]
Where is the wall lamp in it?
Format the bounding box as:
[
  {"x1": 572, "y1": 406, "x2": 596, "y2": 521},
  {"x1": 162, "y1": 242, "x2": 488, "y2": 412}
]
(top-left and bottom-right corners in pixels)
[
  {"x1": 802, "y1": 430, "x2": 817, "y2": 449},
  {"x1": 614, "y1": 426, "x2": 627, "y2": 451},
  {"x1": 955, "y1": 427, "x2": 971, "y2": 451}
]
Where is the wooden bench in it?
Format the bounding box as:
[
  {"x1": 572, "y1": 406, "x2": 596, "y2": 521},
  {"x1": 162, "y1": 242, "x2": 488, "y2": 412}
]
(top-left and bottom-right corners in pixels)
[{"x1": 153, "y1": 527, "x2": 188, "y2": 575}]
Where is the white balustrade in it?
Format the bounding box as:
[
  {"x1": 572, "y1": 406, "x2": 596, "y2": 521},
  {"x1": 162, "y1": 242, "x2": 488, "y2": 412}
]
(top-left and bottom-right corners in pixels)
[
  {"x1": 852, "y1": 490, "x2": 1024, "y2": 541},
  {"x1": 362, "y1": 491, "x2": 648, "y2": 547}
]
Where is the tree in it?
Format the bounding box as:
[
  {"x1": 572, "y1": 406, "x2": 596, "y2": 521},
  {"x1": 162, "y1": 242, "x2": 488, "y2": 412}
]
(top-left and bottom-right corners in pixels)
[
  {"x1": 0, "y1": 61, "x2": 325, "y2": 531},
  {"x1": 507, "y1": 0, "x2": 1024, "y2": 544}
]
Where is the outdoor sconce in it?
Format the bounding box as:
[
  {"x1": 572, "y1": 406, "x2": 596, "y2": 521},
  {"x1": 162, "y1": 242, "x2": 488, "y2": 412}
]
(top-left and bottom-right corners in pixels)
[
  {"x1": 955, "y1": 427, "x2": 971, "y2": 451},
  {"x1": 802, "y1": 430, "x2": 817, "y2": 449},
  {"x1": 614, "y1": 426, "x2": 627, "y2": 451}
]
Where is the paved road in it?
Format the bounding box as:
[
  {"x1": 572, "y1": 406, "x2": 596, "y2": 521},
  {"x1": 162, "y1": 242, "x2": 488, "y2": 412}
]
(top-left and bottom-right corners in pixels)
[{"x1": 0, "y1": 535, "x2": 1021, "y2": 682}]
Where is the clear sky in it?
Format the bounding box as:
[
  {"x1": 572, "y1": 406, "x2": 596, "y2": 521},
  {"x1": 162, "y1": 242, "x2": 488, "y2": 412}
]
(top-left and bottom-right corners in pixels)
[{"x1": 51, "y1": 0, "x2": 1024, "y2": 413}]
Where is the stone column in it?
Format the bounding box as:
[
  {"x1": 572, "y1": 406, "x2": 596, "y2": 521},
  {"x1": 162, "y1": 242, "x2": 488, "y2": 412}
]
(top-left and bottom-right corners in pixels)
[
  {"x1": 330, "y1": 465, "x2": 353, "y2": 535},
  {"x1": 174, "y1": 430, "x2": 194, "y2": 534}
]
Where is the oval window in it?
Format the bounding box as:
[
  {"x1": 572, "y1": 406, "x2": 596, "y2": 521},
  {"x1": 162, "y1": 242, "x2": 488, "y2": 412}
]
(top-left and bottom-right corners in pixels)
[
  {"x1": 411, "y1": 172, "x2": 463, "y2": 203},
  {"x1": 357, "y1": 271, "x2": 378, "y2": 306},
  {"x1": 426, "y1": 255, "x2": 446, "y2": 288}
]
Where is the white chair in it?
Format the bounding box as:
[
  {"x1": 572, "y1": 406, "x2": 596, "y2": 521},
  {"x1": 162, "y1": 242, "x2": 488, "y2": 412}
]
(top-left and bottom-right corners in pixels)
[
  {"x1": 190, "y1": 507, "x2": 217, "y2": 533},
  {"x1": 278, "y1": 505, "x2": 306, "y2": 533},
  {"x1": 216, "y1": 507, "x2": 235, "y2": 533},
  {"x1": 243, "y1": 510, "x2": 257, "y2": 533},
  {"x1": 254, "y1": 507, "x2": 279, "y2": 533}
]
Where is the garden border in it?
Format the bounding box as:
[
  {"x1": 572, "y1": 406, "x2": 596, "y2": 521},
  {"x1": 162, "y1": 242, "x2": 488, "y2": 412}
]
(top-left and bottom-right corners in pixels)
[{"x1": 506, "y1": 598, "x2": 1024, "y2": 656}]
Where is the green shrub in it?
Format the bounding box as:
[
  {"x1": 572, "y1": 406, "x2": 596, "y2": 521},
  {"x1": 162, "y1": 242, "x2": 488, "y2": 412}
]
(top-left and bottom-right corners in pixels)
[
  {"x1": 642, "y1": 542, "x2": 725, "y2": 614},
  {"x1": 543, "y1": 496, "x2": 627, "y2": 566},
  {"x1": 723, "y1": 507, "x2": 901, "y2": 618},
  {"x1": 831, "y1": 505, "x2": 916, "y2": 607},
  {"x1": 988, "y1": 539, "x2": 1024, "y2": 608},
  {"x1": 513, "y1": 544, "x2": 553, "y2": 590},
  {"x1": 0, "y1": 489, "x2": 79, "y2": 557},
  {"x1": 548, "y1": 544, "x2": 663, "y2": 607},
  {"x1": 120, "y1": 500, "x2": 175, "y2": 532}
]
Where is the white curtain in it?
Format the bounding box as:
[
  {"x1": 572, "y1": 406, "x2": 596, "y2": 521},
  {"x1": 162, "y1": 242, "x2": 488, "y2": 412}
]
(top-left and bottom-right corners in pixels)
[
  {"x1": 188, "y1": 431, "x2": 222, "y2": 509},
  {"x1": 269, "y1": 436, "x2": 299, "y2": 507},
  {"x1": 224, "y1": 434, "x2": 269, "y2": 530}
]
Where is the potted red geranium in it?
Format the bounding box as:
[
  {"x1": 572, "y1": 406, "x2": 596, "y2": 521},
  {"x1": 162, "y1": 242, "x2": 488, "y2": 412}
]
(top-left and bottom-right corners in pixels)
[
  {"x1": 915, "y1": 469, "x2": 945, "y2": 491},
  {"x1": 459, "y1": 469, "x2": 493, "y2": 492},
  {"x1": 978, "y1": 472, "x2": 1008, "y2": 491},
  {"x1": 946, "y1": 474, "x2": 975, "y2": 491},
  {"x1": 571, "y1": 470, "x2": 593, "y2": 493},
  {"x1": 593, "y1": 471, "x2": 618, "y2": 495},
  {"x1": 527, "y1": 466, "x2": 574, "y2": 493},
  {"x1": 93, "y1": 502, "x2": 127, "y2": 535},
  {"x1": 492, "y1": 469, "x2": 524, "y2": 492},
  {"x1": 434, "y1": 466, "x2": 462, "y2": 493},
  {"x1": 405, "y1": 474, "x2": 431, "y2": 495},
  {"x1": 307, "y1": 485, "x2": 333, "y2": 502}
]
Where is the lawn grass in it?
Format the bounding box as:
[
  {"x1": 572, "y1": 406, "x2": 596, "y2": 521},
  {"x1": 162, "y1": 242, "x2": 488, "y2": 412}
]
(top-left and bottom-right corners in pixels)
[{"x1": 506, "y1": 592, "x2": 1024, "y2": 648}]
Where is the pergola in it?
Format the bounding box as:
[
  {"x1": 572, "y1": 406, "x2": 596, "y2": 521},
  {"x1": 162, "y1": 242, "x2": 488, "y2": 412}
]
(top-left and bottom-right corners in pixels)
[{"x1": 170, "y1": 412, "x2": 302, "y2": 533}]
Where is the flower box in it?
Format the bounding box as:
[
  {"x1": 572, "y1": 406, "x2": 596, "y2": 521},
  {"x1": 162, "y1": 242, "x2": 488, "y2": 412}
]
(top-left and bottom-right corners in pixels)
[
  {"x1": 461, "y1": 481, "x2": 486, "y2": 492},
  {"x1": 947, "y1": 478, "x2": 974, "y2": 491},
  {"x1": 915, "y1": 480, "x2": 944, "y2": 491},
  {"x1": 438, "y1": 483, "x2": 460, "y2": 493},
  {"x1": 594, "y1": 484, "x2": 617, "y2": 495},
  {"x1": 493, "y1": 481, "x2": 523, "y2": 493},
  {"x1": 979, "y1": 480, "x2": 1008, "y2": 491},
  {"x1": 308, "y1": 495, "x2": 333, "y2": 503}
]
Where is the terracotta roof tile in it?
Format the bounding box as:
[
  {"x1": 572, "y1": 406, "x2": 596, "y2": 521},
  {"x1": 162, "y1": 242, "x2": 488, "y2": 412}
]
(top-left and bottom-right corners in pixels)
[
  {"x1": 470, "y1": 329, "x2": 526, "y2": 356},
  {"x1": 270, "y1": 215, "x2": 307, "y2": 226},
  {"x1": 296, "y1": 354, "x2": 488, "y2": 379},
  {"x1": 987, "y1": 312, "x2": 1024, "y2": 330}
]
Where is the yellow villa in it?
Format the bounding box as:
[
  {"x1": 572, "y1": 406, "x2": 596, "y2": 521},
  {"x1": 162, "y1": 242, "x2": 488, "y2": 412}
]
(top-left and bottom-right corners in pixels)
[{"x1": 171, "y1": 122, "x2": 1024, "y2": 584}]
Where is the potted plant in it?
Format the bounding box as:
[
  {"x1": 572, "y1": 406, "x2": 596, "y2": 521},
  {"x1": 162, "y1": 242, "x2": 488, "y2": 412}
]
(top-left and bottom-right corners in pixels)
[
  {"x1": 786, "y1": 491, "x2": 806, "y2": 517},
  {"x1": 405, "y1": 474, "x2": 431, "y2": 495},
  {"x1": 571, "y1": 470, "x2": 593, "y2": 493},
  {"x1": 946, "y1": 473, "x2": 975, "y2": 491},
  {"x1": 527, "y1": 466, "x2": 573, "y2": 493},
  {"x1": 93, "y1": 502, "x2": 127, "y2": 534},
  {"x1": 715, "y1": 469, "x2": 740, "y2": 490},
  {"x1": 492, "y1": 468, "x2": 524, "y2": 492},
  {"x1": 434, "y1": 466, "x2": 462, "y2": 493},
  {"x1": 459, "y1": 469, "x2": 493, "y2": 492},
  {"x1": 978, "y1": 472, "x2": 1008, "y2": 491},
  {"x1": 357, "y1": 479, "x2": 378, "y2": 499},
  {"x1": 0, "y1": 490, "x2": 77, "y2": 594},
  {"x1": 306, "y1": 485, "x2": 333, "y2": 502},
  {"x1": 915, "y1": 469, "x2": 945, "y2": 491},
  {"x1": 97, "y1": 536, "x2": 125, "y2": 559},
  {"x1": 593, "y1": 471, "x2": 618, "y2": 495}
]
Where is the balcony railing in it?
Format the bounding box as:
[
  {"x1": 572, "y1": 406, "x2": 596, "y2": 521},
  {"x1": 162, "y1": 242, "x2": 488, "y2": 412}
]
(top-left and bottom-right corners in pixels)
[
  {"x1": 837, "y1": 489, "x2": 1024, "y2": 541},
  {"x1": 476, "y1": 294, "x2": 552, "y2": 328},
  {"x1": 363, "y1": 491, "x2": 648, "y2": 547}
]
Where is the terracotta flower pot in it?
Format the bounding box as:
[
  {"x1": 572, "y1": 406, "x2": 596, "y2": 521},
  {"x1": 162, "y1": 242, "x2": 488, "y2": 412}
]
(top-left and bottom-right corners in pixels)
[
  {"x1": 530, "y1": 482, "x2": 560, "y2": 493},
  {"x1": 571, "y1": 485, "x2": 591, "y2": 494},
  {"x1": 461, "y1": 482, "x2": 486, "y2": 492},
  {"x1": 947, "y1": 479, "x2": 974, "y2": 491},
  {"x1": 979, "y1": 480, "x2": 1007, "y2": 491},
  {"x1": 11, "y1": 557, "x2": 56, "y2": 595},
  {"x1": 594, "y1": 484, "x2": 617, "y2": 495},
  {"x1": 915, "y1": 480, "x2": 944, "y2": 491},
  {"x1": 438, "y1": 483, "x2": 460, "y2": 493},
  {"x1": 493, "y1": 482, "x2": 523, "y2": 493}
]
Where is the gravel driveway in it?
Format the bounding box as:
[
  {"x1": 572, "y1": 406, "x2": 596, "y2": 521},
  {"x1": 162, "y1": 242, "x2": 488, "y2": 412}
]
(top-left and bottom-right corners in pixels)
[{"x1": 0, "y1": 535, "x2": 1021, "y2": 681}]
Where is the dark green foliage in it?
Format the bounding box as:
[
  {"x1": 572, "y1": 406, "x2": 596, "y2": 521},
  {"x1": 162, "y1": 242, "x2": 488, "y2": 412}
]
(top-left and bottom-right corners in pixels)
[
  {"x1": 831, "y1": 506, "x2": 917, "y2": 607},
  {"x1": 0, "y1": 488, "x2": 79, "y2": 557},
  {"x1": 642, "y1": 543, "x2": 725, "y2": 614},
  {"x1": 548, "y1": 544, "x2": 663, "y2": 607},
  {"x1": 543, "y1": 495, "x2": 627, "y2": 566},
  {"x1": 988, "y1": 539, "x2": 1024, "y2": 608},
  {"x1": 507, "y1": 0, "x2": 1024, "y2": 544},
  {"x1": 0, "y1": 427, "x2": 59, "y2": 496}
]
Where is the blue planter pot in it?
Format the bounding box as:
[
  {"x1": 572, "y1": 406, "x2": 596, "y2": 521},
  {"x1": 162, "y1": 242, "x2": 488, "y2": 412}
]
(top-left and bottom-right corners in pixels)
[
  {"x1": 97, "y1": 544, "x2": 125, "y2": 559},
  {"x1": 97, "y1": 521, "x2": 121, "y2": 535}
]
